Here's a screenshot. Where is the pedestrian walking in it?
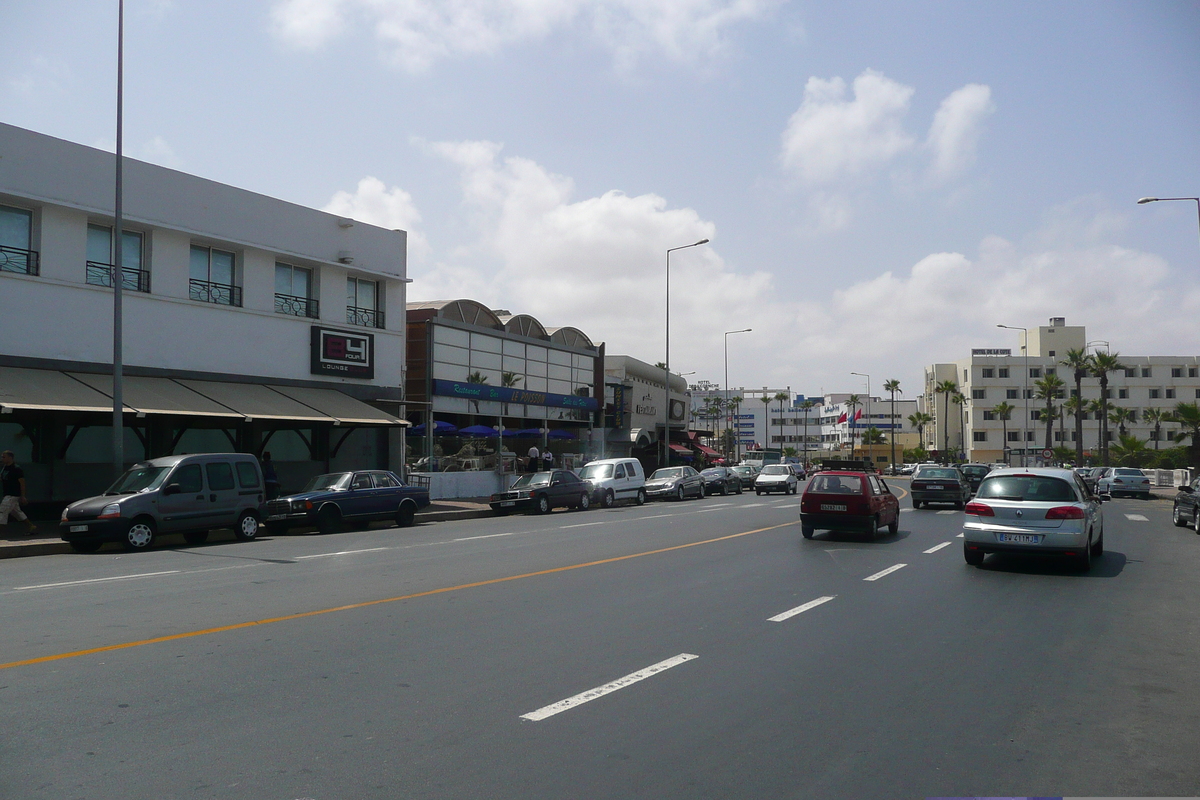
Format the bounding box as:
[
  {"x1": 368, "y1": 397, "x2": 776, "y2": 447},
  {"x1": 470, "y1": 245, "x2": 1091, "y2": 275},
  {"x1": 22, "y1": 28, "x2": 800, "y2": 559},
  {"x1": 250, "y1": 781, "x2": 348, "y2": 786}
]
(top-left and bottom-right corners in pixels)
[
  {"x1": 261, "y1": 450, "x2": 281, "y2": 500},
  {"x1": 0, "y1": 450, "x2": 37, "y2": 535},
  {"x1": 527, "y1": 445, "x2": 539, "y2": 473}
]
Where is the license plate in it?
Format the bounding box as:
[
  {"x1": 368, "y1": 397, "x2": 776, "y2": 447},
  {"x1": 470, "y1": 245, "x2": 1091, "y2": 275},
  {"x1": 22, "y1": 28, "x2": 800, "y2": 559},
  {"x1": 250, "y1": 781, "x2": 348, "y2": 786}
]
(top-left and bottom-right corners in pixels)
[
  {"x1": 500, "y1": 501, "x2": 515, "y2": 507},
  {"x1": 926, "y1": 485, "x2": 943, "y2": 490},
  {"x1": 70, "y1": 525, "x2": 88, "y2": 532},
  {"x1": 998, "y1": 533, "x2": 1041, "y2": 544},
  {"x1": 820, "y1": 504, "x2": 847, "y2": 512}
]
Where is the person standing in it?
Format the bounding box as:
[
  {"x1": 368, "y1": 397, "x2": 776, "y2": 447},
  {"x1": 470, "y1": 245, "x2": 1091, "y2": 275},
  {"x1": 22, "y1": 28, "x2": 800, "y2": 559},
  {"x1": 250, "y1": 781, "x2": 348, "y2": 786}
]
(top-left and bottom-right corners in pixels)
[
  {"x1": 261, "y1": 450, "x2": 281, "y2": 500},
  {"x1": 527, "y1": 444, "x2": 539, "y2": 473},
  {"x1": 0, "y1": 450, "x2": 37, "y2": 535},
  {"x1": 542, "y1": 449, "x2": 553, "y2": 470}
]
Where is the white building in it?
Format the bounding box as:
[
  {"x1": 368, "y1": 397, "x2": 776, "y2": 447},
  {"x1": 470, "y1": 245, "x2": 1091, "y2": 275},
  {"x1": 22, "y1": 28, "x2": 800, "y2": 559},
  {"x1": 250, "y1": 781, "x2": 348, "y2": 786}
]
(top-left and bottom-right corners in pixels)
[{"x1": 0, "y1": 123, "x2": 410, "y2": 503}]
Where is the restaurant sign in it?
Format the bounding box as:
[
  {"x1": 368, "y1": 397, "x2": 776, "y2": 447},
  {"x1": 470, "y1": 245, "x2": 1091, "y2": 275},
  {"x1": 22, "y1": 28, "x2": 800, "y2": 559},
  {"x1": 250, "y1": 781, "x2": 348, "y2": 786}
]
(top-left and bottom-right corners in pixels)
[
  {"x1": 432, "y1": 379, "x2": 599, "y2": 411},
  {"x1": 311, "y1": 326, "x2": 374, "y2": 379}
]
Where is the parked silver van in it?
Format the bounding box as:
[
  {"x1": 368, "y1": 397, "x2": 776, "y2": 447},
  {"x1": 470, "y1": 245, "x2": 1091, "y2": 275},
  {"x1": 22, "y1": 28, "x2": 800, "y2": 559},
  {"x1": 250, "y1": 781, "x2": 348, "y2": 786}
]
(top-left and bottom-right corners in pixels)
[
  {"x1": 577, "y1": 458, "x2": 646, "y2": 508},
  {"x1": 60, "y1": 453, "x2": 264, "y2": 552}
]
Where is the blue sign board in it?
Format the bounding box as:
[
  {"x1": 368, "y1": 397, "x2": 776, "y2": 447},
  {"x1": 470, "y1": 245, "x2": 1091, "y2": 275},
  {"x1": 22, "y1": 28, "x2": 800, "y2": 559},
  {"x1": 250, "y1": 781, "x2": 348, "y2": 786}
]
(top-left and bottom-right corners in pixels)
[{"x1": 432, "y1": 379, "x2": 599, "y2": 411}]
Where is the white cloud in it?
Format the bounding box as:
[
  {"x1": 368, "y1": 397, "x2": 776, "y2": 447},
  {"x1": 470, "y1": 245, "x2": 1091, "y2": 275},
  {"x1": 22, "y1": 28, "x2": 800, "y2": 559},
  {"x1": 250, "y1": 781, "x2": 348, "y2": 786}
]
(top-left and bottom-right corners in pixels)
[
  {"x1": 779, "y1": 69, "x2": 916, "y2": 186},
  {"x1": 269, "y1": 0, "x2": 777, "y2": 72},
  {"x1": 5, "y1": 56, "x2": 70, "y2": 98},
  {"x1": 323, "y1": 176, "x2": 431, "y2": 262},
  {"x1": 927, "y1": 83, "x2": 994, "y2": 180}
]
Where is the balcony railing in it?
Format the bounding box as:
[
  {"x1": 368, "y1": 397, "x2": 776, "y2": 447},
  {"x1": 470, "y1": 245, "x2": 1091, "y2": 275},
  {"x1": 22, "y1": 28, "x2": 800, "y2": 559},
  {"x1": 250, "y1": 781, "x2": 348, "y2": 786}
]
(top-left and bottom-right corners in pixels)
[
  {"x1": 0, "y1": 245, "x2": 39, "y2": 276},
  {"x1": 190, "y1": 279, "x2": 242, "y2": 307},
  {"x1": 86, "y1": 261, "x2": 151, "y2": 293},
  {"x1": 347, "y1": 305, "x2": 384, "y2": 328},
  {"x1": 275, "y1": 293, "x2": 319, "y2": 318}
]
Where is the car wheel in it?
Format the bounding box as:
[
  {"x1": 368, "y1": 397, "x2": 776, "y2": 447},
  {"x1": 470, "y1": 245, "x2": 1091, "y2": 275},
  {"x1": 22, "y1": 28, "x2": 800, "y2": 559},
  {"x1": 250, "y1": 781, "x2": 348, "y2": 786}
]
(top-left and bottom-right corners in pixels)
[
  {"x1": 912, "y1": 499, "x2": 922, "y2": 509},
  {"x1": 234, "y1": 511, "x2": 260, "y2": 541},
  {"x1": 1193, "y1": 509, "x2": 1200, "y2": 536},
  {"x1": 601, "y1": 490, "x2": 615, "y2": 509},
  {"x1": 396, "y1": 504, "x2": 416, "y2": 527},
  {"x1": 801, "y1": 524, "x2": 815, "y2": 539},
  {"x1": 535, "y1": 494, "x2": 551, "y2": 515},
  {"x1": 124, "y1": 517, "x2": 156, "y2": 551},
  {"x1": 578, "y1": 492, "x2": 590, "y2": 511},
  {"x1": 1090, "y1": 529, "x2": 1104, "y2": 557},
  {"x1": 317, "y1": 505, "x2": 343, "y2": 534},
  {"x1": 635, "y1": 489, "x2": 646, "y2": 506},
  {"x1": 676, "y1": 486, "x2": 685, "y2": 501},
  {"x1": 887, "y1": 517, "x2": 899, "y2": 536},
  {"x1": 1077, "y1": 535, "x2": 1093, "y2": 571},
  {"x1": 869, "y1": 515, "x2": 881, "y2": 537},
  {"x1": 183, "y1": 530, "x2": 209, "y2": 545},
  {"x1": 698, "y1": 483, "x2": 706, "y2": 498},
  {"x1": 963, "y1": 543, "x2": 985, "y2": 567},
  {"x1": 721, "y1": 484, "x2": 728, "y2": 496},
  {"x1": 755, "y1": 490, "x2": 762, "y2": 496},
  {"x1": 1173, "y1": 503, "x2": 1189, "y2": 527},
  {"x1": 736, "y1": 483, "x2": 743, "y2": 494},
  {"x1": 69, "y1": 540, "x2": 103, "y2": 554}
]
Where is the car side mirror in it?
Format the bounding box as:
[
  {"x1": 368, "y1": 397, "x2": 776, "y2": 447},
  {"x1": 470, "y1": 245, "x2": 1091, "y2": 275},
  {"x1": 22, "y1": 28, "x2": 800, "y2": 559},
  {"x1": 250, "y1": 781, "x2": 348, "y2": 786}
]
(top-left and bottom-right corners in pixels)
[
  {"x1": 1179, "y1": 485, "x2": 1194, "y2": 494},
  {"x1": 162, "y1": 483, "x2": 181, "y2": 496}
]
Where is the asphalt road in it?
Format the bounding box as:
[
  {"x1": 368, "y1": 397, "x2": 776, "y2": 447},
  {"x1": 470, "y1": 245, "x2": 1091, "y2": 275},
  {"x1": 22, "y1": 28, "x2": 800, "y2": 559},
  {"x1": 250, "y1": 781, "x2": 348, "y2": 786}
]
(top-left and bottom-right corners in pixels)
[{"x1": 2, "y1": 488, "x2": 1198, "y2": 799}]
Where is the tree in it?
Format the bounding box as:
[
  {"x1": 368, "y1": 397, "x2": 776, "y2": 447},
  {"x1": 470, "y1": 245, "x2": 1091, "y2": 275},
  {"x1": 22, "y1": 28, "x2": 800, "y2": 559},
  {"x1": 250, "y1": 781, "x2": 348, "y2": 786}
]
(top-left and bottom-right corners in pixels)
[
  {"x1": 782, "y1": 447, "x2": 799, "y2": 458},
  {"x1": 908, "y1": 411, "x2": 932, "y2": 451},
  {"x1": 883, "y1": 379, "x2": 901, "y2": 472},
  {"x1": 1034, "y1": 374, "x2": 1066, "y2": 452},
  {"x1": 861, "y1": 428, "x2": 886, "y2": 444},
  {"x1": 1063, "y1": 395, "x2": 1085, "y2": 458},
  {"x1": 1110, "y1": 434, "x2": 1153, "y2": 468},
  {"x1": 1108, "y1": 406, "x2": 1135, "y2": 438},
  {"x1": 1143, "y1": 407, "x2": 1167, "y2": 450},
  {"x1": 1060, "y1": 348, "x2": 1090, "y2": 465},
  {"x1": 759, "y1": 395, "x2": 772, "y2": 450},
  {"x1": 729, "y1": 396, "x2": 744, "y2": 460},
  {"x1": 993, "y1": 401, "x2": 1015, "y2": 463},
  {"x1": 774, "y1": 392, "x2": 790, "y2": 453},
  {"x1": 951, "y1": 391, "x2": 967, "y2": 461},
  {"x1": 847, "y1": 394, "x2": 861, "y2": 455},
  {"x1": 1171, "y1": 402, "x2": 1200, "y2": 469},
  {"x1": 1088, "y1": 351, "x2": 1127, "y2": 465},
  {"x1": 934, "y1": 380, "x2": 959, "y2": 462},
  {"x1": 798, "y1": 399, "x2": 815, "y2": 466}
]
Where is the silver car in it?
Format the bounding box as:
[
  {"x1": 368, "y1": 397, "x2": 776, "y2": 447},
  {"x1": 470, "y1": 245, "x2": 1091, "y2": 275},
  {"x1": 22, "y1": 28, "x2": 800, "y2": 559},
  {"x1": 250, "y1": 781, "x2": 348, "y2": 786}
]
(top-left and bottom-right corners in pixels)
[
  {"x1": 1095, "y1": 467, "x2": 1152, "y2": 499},
  {"x1": 754, "y1": 463, "x2": 798, "y2": 495},
  {"x1": 962, "y1": 467, "x2": 1105, "y2": 570}
]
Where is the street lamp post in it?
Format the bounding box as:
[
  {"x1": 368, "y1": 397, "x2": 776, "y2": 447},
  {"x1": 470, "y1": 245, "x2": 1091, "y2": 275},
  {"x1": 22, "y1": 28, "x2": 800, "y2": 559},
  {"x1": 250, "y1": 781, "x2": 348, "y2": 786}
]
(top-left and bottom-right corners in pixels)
[
  {"x1": 997, "y1": 324, "x2": 1029, "y2": 466},
  {"x1": 724, "y1": 328, "x2": 751, "y2": 462},
  {"x1": 851, "y1": 372, "x2": 870, "y2": 463},
  {"x1": 1138, "y1": 197, "x2": 1200, "y2": 261},
  {"x1": 111, "y1": 0, "x2": 126, "y2": 479},
  {"x1": 663, "y1": 238, "x2": 709, "y2": 469}
]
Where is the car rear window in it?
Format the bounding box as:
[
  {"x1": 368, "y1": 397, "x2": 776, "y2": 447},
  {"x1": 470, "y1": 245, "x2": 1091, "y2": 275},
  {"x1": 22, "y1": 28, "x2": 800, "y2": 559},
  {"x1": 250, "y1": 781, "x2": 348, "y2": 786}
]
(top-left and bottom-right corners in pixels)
[
  {"x1": 916, "y1": 469, "x2": 959, "y2": 479},
  {"x1": 977, "y1": 475, "x2": 1076, "y2": 502},
  {"x1": 1114, "y1": 469, "x2": 1144, "y2": 476},
  {"x1": 810, "y1": 474, "x2": 863, "y2": 494}
]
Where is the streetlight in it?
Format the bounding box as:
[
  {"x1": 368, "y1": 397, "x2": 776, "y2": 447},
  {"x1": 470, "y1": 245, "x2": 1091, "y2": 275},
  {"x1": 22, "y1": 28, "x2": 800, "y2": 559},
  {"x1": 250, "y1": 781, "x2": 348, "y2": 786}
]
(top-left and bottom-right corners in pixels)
[
  {"x1": 997, "y1": 324, "x2": 1029, "y2": 466},
  {"x1": 663, "y1": 238, "x2": 709, "y2": 468},
  {"x1": 1138, "y1": 197, "x2": 1200, "y2": 260},
  {"x1": 725, "y1": 328, "x2": 751, "y2": 462},
  {"x1": 111, "y1": 0, "x2": 127, "y2": 479},
  {"x1": 851, "y1": 372, "x2": 870, "y2": 463}
]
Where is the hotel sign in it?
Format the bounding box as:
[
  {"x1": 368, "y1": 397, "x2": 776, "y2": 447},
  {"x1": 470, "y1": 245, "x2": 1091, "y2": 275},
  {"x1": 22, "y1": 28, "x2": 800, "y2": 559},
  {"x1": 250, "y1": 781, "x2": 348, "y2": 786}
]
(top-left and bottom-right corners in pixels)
[
  {"x1": 311, "y1": 327, "x2": 374, "y2": 379},
  {"x1": 431, "y1": 379, "x2": 599, "y2": 411},
  {"x1": 972, "y1": 348, "x2": 1012, "y2": 357}
]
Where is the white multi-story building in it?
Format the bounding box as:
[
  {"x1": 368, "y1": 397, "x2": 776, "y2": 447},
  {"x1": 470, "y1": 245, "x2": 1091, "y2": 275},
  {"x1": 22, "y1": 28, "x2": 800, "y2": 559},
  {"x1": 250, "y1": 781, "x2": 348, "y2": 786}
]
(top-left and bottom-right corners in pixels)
[
  {"x1": 925, "y1": 317, "x2": 1200, "y2": 464},
  {"x1": 0, "y1": 123, "x2": 410, "y2": 503}
]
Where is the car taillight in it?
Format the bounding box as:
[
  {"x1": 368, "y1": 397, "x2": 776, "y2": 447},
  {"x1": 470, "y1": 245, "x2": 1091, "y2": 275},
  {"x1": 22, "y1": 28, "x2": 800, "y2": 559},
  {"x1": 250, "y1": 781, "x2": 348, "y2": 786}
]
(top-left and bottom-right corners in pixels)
[
  {"x1": 1045, "y1": 506, "x2": 1085, "y2": 520},
  {"x1": 964, "y1": 501, "x2": 994, "y2": 516}
]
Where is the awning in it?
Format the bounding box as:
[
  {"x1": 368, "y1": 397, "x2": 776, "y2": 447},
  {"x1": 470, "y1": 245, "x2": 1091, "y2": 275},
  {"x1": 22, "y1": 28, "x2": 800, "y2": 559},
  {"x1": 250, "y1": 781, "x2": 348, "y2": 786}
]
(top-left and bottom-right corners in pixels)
[
  {"x1": 178, "y1": 380, "x2": 336, "y2": 423},
  {"x1": 0, "y1": 367, "x2": 116, "y2": 413},
  {"x1": 695, "y1": 444, "x2": 720, "y2": 457},
  {"x1": 267, "y1": 385, "x2": 405, "y2": 426},
  {"x1": 668, "y1": 444, "x2": 691, "y2": 454},
  {"x1": 70, "y1": 373, "x2": 242, "y2": 418}
]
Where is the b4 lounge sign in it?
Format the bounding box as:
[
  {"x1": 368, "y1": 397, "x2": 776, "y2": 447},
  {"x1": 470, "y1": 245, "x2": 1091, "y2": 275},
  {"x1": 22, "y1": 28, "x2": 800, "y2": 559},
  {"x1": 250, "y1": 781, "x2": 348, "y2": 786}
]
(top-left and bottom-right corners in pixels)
[{"x1": 311, "y1": 327, "x2": 374, "y2": 379}]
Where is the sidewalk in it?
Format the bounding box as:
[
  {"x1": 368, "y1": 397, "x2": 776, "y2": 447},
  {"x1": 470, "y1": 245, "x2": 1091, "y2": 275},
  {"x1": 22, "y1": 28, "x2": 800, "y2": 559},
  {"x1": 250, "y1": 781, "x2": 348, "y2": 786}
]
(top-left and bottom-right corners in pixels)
[{"x1": 0, "y1": 498, "x2": 496, "y2": 560}]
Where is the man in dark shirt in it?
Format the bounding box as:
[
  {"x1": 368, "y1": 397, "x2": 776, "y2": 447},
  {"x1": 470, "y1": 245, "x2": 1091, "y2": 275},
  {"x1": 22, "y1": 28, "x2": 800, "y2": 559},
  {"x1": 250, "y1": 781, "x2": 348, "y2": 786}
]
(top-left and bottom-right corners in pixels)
[{"x1": 0, "y1": 450, "x2": 37, "y2": 535}]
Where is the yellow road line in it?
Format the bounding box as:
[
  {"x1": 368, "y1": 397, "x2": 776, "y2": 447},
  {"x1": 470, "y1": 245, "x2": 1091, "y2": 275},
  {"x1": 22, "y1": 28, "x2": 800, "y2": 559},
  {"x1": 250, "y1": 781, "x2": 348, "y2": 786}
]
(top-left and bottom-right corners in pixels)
[{"x1": 1, "y1": 521, "x2": 795, "y2": 672}]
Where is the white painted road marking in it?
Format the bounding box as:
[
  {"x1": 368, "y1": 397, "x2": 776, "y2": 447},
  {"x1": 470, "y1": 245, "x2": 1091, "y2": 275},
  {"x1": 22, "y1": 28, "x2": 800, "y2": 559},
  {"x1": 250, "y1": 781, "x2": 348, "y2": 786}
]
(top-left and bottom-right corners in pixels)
[
  {"x1": 924, "y1": 542, "x2": 952, "y2": 554},
  {"x1": 520, "y1": 653, "x2": 699, "y2": 721},
  {"x1": 295, "y1": 547, "x2": 391, "y2": 560},
  {"x1": 768, "y1": 595, "x2": 836, "y2": 622},
  {"x1": 15, "y1": 570, "x2": 181, "y2": 591},
  {"x1": 863, "y1": 564, "x2": 907, "y2": 581},
  {"x1": 956, "y1": 533, "x2": 964, "y2": 538},
  {"x1": 452, "y1": 532, "x2": 521, "y2": 542},
  {"x1": 1125, "y1": 514, "x2": 1149, "y2": 522},
  {"x1": 936, "y1": 510, "x2": 957, "y2": 515},
  {"x1": 559, "y1": 521, "x2": 607, "y2": 529}
]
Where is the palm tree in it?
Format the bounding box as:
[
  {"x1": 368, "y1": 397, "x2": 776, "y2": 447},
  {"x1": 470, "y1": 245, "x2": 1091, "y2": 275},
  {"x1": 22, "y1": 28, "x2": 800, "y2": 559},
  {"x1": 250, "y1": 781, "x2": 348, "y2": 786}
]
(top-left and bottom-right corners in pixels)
[
  {"x1": 846, "y1": 394, "x2": 861, "y2": 455},
  {"x1": 774, "y1": 392, "x2": 790, "y2": 453},
  {"x1": 1034, "y1": 374, "x2": 1066, "y2": 452},
  {"x1": 1088, "y1": 351, "x2": 1127, "y2": 465},
  {"x1": 861, "y1": 428, "x2": 886, "y2": 445},
  {"x1": 1087, "y1": 399, "x2": 1105, "y2": 461},
  {"x1": 759, "y1": 395, "x2": 772, "y2": 451},
  {"x1": 1060, "y1": 348, "x2": 1090, "y2": 465},
  {"x1": 934, "y1": 380, "x2": 958, "y2": 462},
  {"x1": 798, "y1": 399, "x2": 815, "y2": 467},
  {"x1": 729, "y1": 396, "x2": 744, "y2": 460},
  {"x1": 1172, "y1": 402, "x2": 1200, "y2": 469},
  {"x1": 908, "y1": 411, "x2": 932, "y2": 451},
  {"x1": 993, "y1": 401, "x2": 1015, "y2": 463},
  {"x1": 1143, "y1": 407, "x2": 1167, "y2": 450},
  {"x1": 1110, "y1": 433, "x2": 1153, "y2": 468},
  {"x1": 883, "y1": 379, "x2": 901, "y2": 471},
  {"x1": 1063, "y1": 395, "x2": 1085, "y2": 458},
  {"x1": 951, "y1": 391, "x2": 967, "y2": 461},
  {"x1": 1108, "y1": 406, "x2": 1135, "y2": 438}
]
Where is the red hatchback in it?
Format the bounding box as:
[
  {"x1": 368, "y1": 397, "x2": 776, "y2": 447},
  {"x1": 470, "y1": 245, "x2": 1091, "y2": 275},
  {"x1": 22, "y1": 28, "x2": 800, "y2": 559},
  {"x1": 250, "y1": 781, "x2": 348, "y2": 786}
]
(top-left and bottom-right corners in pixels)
[{"x1": 799, "y1": 470, "x2": 901, "y2": 539}]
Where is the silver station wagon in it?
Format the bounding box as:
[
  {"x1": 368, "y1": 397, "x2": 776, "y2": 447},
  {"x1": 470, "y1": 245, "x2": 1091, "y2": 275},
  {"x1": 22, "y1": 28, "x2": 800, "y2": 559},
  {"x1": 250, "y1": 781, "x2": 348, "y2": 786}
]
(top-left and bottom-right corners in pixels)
[{"x1": 962, "y1": 467, "x2": 1106, "y2": 570}]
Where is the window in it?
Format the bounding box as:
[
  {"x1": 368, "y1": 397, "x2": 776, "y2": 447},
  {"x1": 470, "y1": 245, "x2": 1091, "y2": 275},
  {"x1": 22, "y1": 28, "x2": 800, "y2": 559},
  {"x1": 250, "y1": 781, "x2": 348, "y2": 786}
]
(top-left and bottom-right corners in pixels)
[
  {"x1": 1196, "y1": 388, "x2": 1200, "y2": 399},
  {"x1": 205, "y1": 462, "x2": 236, "y2": 491},
  {"x1": 1029, "y1": 367, "x2": 1041, "y2": 378},
  {"x1": 983, "y1": 411, "x2": 996, "y2": 421},
  {"x1": 981, "y1": 368, "x2": 994, "y2": 378},
  {"x1": 1118, "y1": 388, "x2": 1128, "y2": 399},
  {"x1": 347, "y1": 277, "x2": 383, "y2": 328},
  {"x1": 236, "y1": 462, "x2": 260, "y2": 489},
  {"x1": 1006, "y1": 389, "x2": 1019, "y2": 399},
  {"x1": 1031, "y1": 410, "x2": 1041, "y2": 421},
  {"x1": 0, "y1": 204, "x2": 38, "y2": 275},
  {"x1": 190, "y1": 245, "x2": 241, "y2": 306},
  {"x1": 1166, "y1": 388, "x2": 1176, "y2": 399},
  {"x1": 1025, "y1": 431, "x2": 1035, "y2": 441},
  {"x1": 998, "y1": 368, "x2": 1009, "y2": 378},
  {"x1": 1045, "y1": 367, "x2": 1056, "y2": 376},
  {"x1": 372, "y1": 472, "x2": 400, "y2": 488},
  {"x1": 1172, "y1": 368, "x2": 1183, "y2": 378},
  {"x1": 86, "y1": 224, "x2": 148, "y2": 292},
  {"x1": 172, "y1": 464, "x2": 203, "y2": 494},
  {"x1": 275, "y1": 263, "x2": 317, "y2": 317},
  {"x1": 972, "y1": 388, "x2": 986, "y2": 399},
  {"x1": 1149, "y1": 389, "x2": 1161, "y2": 399},
  {"x1": 1190, "y1": 367, "x2": 1198, "y2": 378},
  {"x1": 1008, "y1": 431, "x2": 1020, "y2": 442},
  {"x1": 1142, "y1": 367, "x2": 1152, "y2": 378},
  {"x1": 351, "y1": 473, "x2": 373, "y2": 490},
  {"x1": 1125, "y1": 368, "x2": 1137, "y2": 378},
  {"x1": 973, "y1": 431, "x2": 987, "y2": 442},
  {"x1": 1025, "y1": 389, "x2": 1035, "y2": 399},
  {"x1": 1048, "y1": 350, "x2": 1056, "y2": 357},
  {"x1": 1104, "y1": 389, "x2": 1112, "y2": 399}
]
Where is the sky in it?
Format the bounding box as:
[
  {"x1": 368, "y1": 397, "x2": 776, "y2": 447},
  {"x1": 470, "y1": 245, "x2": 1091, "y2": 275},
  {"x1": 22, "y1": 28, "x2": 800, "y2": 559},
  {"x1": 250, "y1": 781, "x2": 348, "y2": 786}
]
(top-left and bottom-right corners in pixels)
[{"x1": 3, "y1": 0, "x2": 1199, "y2": 402}]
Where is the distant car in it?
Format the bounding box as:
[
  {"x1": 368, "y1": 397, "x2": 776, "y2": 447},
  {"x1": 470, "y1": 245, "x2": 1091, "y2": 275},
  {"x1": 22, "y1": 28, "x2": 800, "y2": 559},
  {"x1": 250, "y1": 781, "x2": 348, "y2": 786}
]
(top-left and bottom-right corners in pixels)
[
  {"x1": 1074, "y1": 467, "x2": 1097, "y2": 492},
  {"x1": 490, "y1": 470, "x2": 592, "y2": 514},
  {"x1": 754, "y1": 463, "x2": 799, "y2": 495},
  {"x1": 1171, "y1": 476, "x2": 1200, "y2": 531},
  {"x1": 1096, "y1": 467, "x2": 1152, "y2": 499},
  {"x1": 263, "y1": 470, "x2": 431, "y2": 534},
  {"x1": 700, "y1": 466, "x2": 743, "y2": 495},
  {"x1": 645, "y1": 466, "x2": 706, "y2": 500},
  {"x1": 962, "y1": 467, "x2": 1105, "y2": 570},
  {"x1": 958, "y1": 463, "x2": 992, "y2": 493},
  {"x1": 730, "y1": 465, "x2": 758, "y2": 485},
  {"x1": 800, "y1": 470, "x2": 901, "y2": 539},
  {"x1": 909, "y1": 465, "x2": 972, "y2": 509}
]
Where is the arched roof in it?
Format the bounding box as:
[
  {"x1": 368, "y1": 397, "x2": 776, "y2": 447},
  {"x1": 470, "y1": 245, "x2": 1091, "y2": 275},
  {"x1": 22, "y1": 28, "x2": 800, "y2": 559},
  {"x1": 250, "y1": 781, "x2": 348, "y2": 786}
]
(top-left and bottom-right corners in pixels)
[
  {"x1": 497, "y1": 314, "x2": 549, "y2": 340},
  {"x1": 406, "y1": 299, "x2": 503, "y2": 330},
  {"x1": 547, "y1": 326, "x2": 594, "y2": 349}
]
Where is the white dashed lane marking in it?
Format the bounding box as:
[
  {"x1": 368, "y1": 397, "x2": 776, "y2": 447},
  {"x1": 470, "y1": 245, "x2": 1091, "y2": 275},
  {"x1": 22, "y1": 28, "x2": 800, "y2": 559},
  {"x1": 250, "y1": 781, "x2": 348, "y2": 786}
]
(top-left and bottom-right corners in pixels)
[
  {"x1": 1124, "y1": 514, "x2": 1149, "y2": 522},
  {"x1": 923, "y1": 542, "x2": 952, "y2": 553},
  {"x1": 768, "y1": 595, "x2": 836, "y2": 622},
  {"x1": 15, "y1": 570, "x2": 181, "y2": 591},
  {"x1": 863, "y1": 564, "x2": 907, "y2": 582},
  {"x1": 295, "y1": 547, "x2": 390, "y2": 559},
  {"x1": 936, "y1": 510, "x2": 958, "y2": 515},
  {"x1": 520, "y1": 653, "x2": 698, "y2": 721}
]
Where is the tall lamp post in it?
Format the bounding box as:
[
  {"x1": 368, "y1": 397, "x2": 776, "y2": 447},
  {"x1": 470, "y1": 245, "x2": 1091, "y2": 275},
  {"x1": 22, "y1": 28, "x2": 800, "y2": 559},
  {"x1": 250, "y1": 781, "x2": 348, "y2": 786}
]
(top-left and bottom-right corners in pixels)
[
  {"x1": 111, "y1": 0, "x2": 126, "y2": 479},
  {"x1": 997, "y1": 324, "x2": 1029, "y2": 466},
  {"x1": 850, "y1": 372, "x2": 870, "y2": 462},
  {"x1": 724, "y1": 328, "x2": 751, "y2": 461},
  {"x1": 1138, "y1": 196, "x2": 1200, "y2": 260},
  {"x1": 663, "y1": 238, "x2": 709, "y2": 468}
]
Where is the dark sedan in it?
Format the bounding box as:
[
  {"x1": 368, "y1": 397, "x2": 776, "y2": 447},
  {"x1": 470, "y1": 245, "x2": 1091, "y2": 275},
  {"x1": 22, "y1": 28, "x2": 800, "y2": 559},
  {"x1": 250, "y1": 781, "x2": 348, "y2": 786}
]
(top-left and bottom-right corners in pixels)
[
  {"x1": 959, "y1": 463, "x2": 992, "y2": 493},
  {"x1": 700, "y1": 467, "x2": 743, "y2": 496},
  {"x1": 1173, "y1": 476, "x2": 1200, "y2": 532},
  {"x1": 262, "y1": 470, "x2": 430, "y2": 534},
  {"x1": 909, "y1": 465, "x2": 972, "y2": 509},
  {"x1": 490, "y1": 470, "x2": 592, "y2": 515}
]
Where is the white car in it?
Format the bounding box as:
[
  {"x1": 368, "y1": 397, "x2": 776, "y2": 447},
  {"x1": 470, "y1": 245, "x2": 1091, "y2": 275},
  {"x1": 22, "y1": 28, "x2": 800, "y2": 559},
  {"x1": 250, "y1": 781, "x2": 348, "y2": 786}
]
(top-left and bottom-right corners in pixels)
[
  {"x1": 577, "y1": 458, "x2": 646, "y2": 508},
  {"x1": 1095, "y1": 467, "x2": 1152, "y2": 499},
  {"x1": 754, "y1": 464, "x2": 798, "y2": 495}
]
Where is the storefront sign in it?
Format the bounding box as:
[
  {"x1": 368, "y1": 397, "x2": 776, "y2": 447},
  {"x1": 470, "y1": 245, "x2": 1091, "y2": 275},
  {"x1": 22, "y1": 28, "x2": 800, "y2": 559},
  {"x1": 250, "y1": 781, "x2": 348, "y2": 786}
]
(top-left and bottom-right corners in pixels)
[
  {"x1": 311, "y1": 327, "x2": 374, "y2": 379},
  {"x1": 971, "y1": 348, "x2": 1012, "y2": 356},
  {"x1": 432, "y1": 379, "x2": 598, "y2": 411}
]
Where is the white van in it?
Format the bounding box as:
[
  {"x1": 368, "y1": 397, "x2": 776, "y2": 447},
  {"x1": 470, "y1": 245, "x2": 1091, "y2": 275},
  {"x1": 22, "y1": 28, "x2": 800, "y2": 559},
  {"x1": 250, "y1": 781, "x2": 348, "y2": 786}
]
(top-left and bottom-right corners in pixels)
[{"x1": 577, "y1": 458, "x2": 647, "y2": 508}]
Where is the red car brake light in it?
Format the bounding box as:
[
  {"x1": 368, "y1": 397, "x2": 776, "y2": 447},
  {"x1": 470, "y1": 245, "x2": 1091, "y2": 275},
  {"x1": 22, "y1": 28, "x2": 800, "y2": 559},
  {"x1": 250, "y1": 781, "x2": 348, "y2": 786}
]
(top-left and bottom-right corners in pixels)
[
  {"x1": 964, "y1": 501, "x2": 994, "y2": 516},
  {"x1": 1045, "y1": 505, "x2": 1085, "y2": 520}
]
